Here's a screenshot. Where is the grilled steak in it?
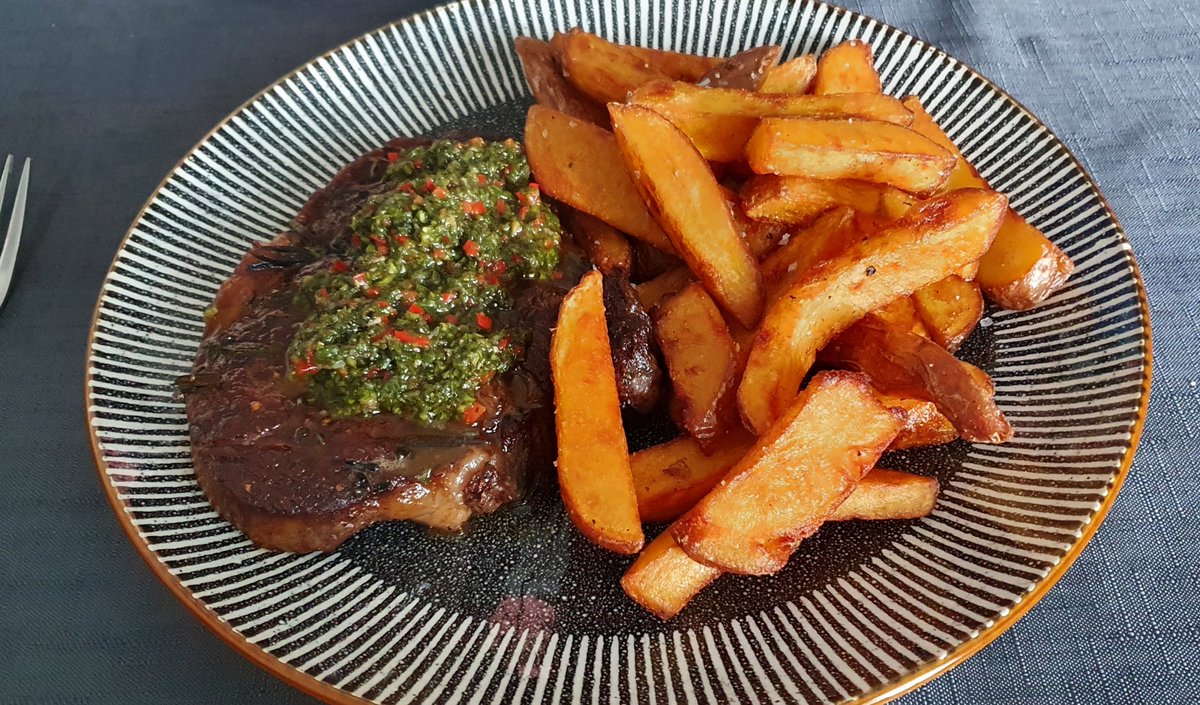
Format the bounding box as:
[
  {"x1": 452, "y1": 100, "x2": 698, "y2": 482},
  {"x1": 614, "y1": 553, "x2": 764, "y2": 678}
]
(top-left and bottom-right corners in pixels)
[{"x1": 184, "y1": 139, "x2": 565, "y2": 552}]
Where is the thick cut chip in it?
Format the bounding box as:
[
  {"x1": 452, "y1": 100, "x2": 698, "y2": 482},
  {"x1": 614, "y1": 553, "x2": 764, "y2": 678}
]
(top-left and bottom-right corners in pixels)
[
  {"x1": 525, "y1": 105, "x2": 675, "y2": 253},
  {"x1": 566, "y1": 210, "x2": 633, "y2": 275},
  {"x1": 698, "y1": 46, "x2": 782, "y2": 90},
  {"x1": 514, "y1": 37, "x2": 608, "y2": 126},
  {"x1": 760, "y1": 55, "x2": 818, "y2": 94},
  {"x1": 824, "y1": 316, "x2": 1013, "y2": 443},
  {"x1": 610, "y1": 103, "x2": 765, "y2": 327},
  {"x1": 912, "y1": 274, "x2": 985, "y2": 351},
  {"x1": 674, "y1": 372, "x2": 902, "y2": 575},
  {"x1": 902, "y1": 96, "x2": 1073, "y2": 309},
  {"x1": 828, "y1": 468, "x2": 939, "y2": 520},
  {"x1": 551, "y1": 271, "x2": 644, "y2": 554},
  {"x1": 738, "y1": 189, "x2": 1005, "y2": 433},
  {"x1": 635, "y1": 266, "x2": 693, "y2": 310},
  {"x1": 741, "y1": 175, "x2": 911, "y2": 225},
  {"x1": 631, "y1": 431, "x2": 756, "y2": 523},
  {"x1": 623, "y1": 43, "x2": 722, "y2": 82},
  {"x1": 654, "y1": 283, "x2": 741, "y2": 449},
  {"x1": 556, "y1": 30, "x2": 671, "y2": 104},
  {"x1": 746, "y1": 117, "x2": 957, "y2": 195},
  {"x1": 632, "y1": 83, "x2": 913, "y2": 162},
  {"x1": 760, "y1": 206, "x2": 859, "y2": 291},
  {"x1": 879, "y1": 394, "x2": 959, "y2": 449},
  {"x1": 873, "y1": 296, "x2": 931, "y2": 338},
  {"x1": 812, "y1": 40, "x2": 882, "y2": 95}
]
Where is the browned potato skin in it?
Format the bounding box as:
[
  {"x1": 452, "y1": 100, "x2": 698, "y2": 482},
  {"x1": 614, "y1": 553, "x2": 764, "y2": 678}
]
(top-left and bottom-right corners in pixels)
[
  {"x1": 631, "y1": 83, "x2": 913, "y2": 162},
  {"x1": 824, "y1": 316, "x2": 1013, "y2": 443},
  {"x1": 552, "y1": 271, "x2": 644, "y2": 554},
  {"x1": 631, "y1": 431, "x2": 756, "y2": 523},
  {"x1": 745, "y1": 117, "x2": 957, "y2": 195},
  {"x1": 674, "y1": 372, "x2": 903, "y2": 575},
  {"x1": 557, "y1": 30, "x2": 671, "y2": 104},
  {"x1": 635, "y1": 266, "x2": 693, "y2": 310},
  {"x1": 912, "y1": 274, "x2": 985, "y2": 351},
  {"x1": 873, "y1": 296, "x2": 931, "y2": 338},
  {"x1": 610, "y1": 103, "x2": 765, "y2": 328},
  {"x1": 697, "y1": 46, "x2": 782, "y2": 90},
  {"x1": 813, "y1": 40, "x2": 881, "y2": 95},
  {"x1": 629, "y1": 237, "x2": 684, "y2": 282},
  {"x1": 524, "y1": 106, "x2": 676, "y2": 253},
  {"x1": 622, "y1": 529, "x2": 722, "y2": 620},
  {"x1": 741, "y1": 175, "x2": 909, "y2": 225},
  {"x1": 738, "y1": 189, "x2": 1007, "y2": 434},
  {"x1": 565, "y1": 209, "x2": 633, "y2": 275},
  {"x1": 760, "y1": 206, "x2": 858, "y2": 291},
  {"x1": 902, "y1": 96, "x2": 1074, "y2": 309},
  {"x1": 878, "y1": 394, "x2": 959, "y2": 449},
  {"x1": 759, "y1": 55, "x2": 818, "y2": 94},
  {"x1": 654, "y1": 283, "x2": 741, "y2": 450},
  {"x1": 514, "y1": 37, "x2": 608, "y2": 127},
  {"x1": 828, "y1": 468, "x2": 939, "y2": 520}
]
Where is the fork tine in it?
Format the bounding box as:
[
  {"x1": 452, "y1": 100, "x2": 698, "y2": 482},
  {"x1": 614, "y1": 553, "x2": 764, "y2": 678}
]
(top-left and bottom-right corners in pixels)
[
  {"x1": 0, "y1": 156, "x2": 12, "y2": 205},
  {"x1": 0, "y1": 157, "x2": 30, "y2": 309}
]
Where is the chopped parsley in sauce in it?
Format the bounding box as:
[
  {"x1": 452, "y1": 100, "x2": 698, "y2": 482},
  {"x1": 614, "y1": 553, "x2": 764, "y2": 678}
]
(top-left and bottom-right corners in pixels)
[{"x1": 288, "y1": 138, "x2": 561, "y2": 424}]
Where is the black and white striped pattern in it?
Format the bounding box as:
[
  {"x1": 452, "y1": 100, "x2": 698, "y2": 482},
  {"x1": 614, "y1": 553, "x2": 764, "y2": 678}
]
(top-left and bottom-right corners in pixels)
[{"x1": 86, "y1": 0, "x2": 1150, "y2": 702}]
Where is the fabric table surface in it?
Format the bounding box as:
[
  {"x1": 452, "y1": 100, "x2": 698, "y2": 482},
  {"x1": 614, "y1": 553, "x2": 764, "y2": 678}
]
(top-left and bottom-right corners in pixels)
[{"x1": 0, "y1": 0, "x2": 1195, "y2": 702}]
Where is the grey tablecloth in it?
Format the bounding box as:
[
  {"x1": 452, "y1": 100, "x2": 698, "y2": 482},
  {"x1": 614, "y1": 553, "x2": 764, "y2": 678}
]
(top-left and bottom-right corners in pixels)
[{"x1": 1, "y1": 1, "x2": 1195, "y2": 702}]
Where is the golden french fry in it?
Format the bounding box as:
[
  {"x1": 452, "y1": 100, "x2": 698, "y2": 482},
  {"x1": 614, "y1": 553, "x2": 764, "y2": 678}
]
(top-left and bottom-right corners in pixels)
[
  {"x1": 565, "y1": 210, "x2": 633, "y2": 275},
  {"x1": 828, "y1": 468, "x2": 939, "y2": 520},
  {"x1": 514, "y1": 37, "x2": 608, "y2": 126},
  {"x1": 623, "y1": 42, "x2": 722, "y2": 82},
  {"x1": 760, "y1": 206, "x2": 858, "y2": 290},
  {"x1": 760, "y1": 55, "x2": 818, "y2": 94},
  {"x1": 902, "y1": 96, "x2": 1074, "y2": 309},
  {"x1": 622, "y1": 529, "x2": 722, "y2": 620},
  {"x1": 824, "y1": 316, "x2": 1013, "y2": 443},
  {"x1": 634, "y1": 266, "x2": 693, "y2": 310},
  {"x1": 746, "y1": 117, "x2": 957, "y2": 195},
  {"x1": 631, "y1": 431, "x2": 756, "y2": 523},
  {"x1": 741, "y1": 174, "x2": 911, "y2": 225},
  {"x1": 698, "y1": 46, "x2": 782, "y2": 90},
  {"x1": 631, "y1": 83, "x2": 913, "y2": 162},
  {"x1": 912, "y1": 274, "x2": 985, "y2": 351},
  {"x1": 557, "y1": 30, "x2": 671, "y2": 104},
  {"x1": 524, "y1": 105, "x2": 675, "y2": 253},
  {"x1": 674, "y1": 371, "x2": 902, "y2": 575},
  {"x1": 813, "y1": 40, "x2": 882, "y2": 95},
  {"x1": 873, "y1": 296, "x2": 931, "y2": 338},
  {"x1": 610, "y1": 103, "x2": 765, "y2": 328},
  {"x1": 878, "y1": 394, "x2": 959, "y2": 449},
  {"x1": 654, "y1": 283, "x2": 741, "y2": 449},
  {"x1": 551, "y1": 271, "x2": 644, "y2": 554},
  {"x1": 738, "y1": 189, "x2": 1006, "y2": 434}
]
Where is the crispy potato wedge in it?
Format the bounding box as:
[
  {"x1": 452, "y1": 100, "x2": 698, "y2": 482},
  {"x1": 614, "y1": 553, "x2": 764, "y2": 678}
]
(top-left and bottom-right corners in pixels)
[
  {"x1": 828, "y1": 468, "x2": 939, "y2": 521},
  {"x1": 514, "y1": 37, "x2": 608, "y2": 126},
  {"x1": 746, "y1": 117, "x2": 957, "y2": 194},
  {"x1": 760, "y1": 54, "x2": 818, "y2": 94},
  {"x1": 739, "y1": 189, "x2": 1003, "y2": 431},
  {"x1": 623, "y1": 465, "x2": 936, "y2": 619},
  {"x1": 610, "y1": 103, "x2": 765, "y2": 327},
  {"x1": 719, "y1": 186, "x2": 787, "y2": 258},
  {"x1": 873, "y1": 296, "x2": 931, "y2": 338},
  {"x1": 738, "y1": 189, "x2": 1006, "y2": 434},
  {"x1": 635, "y1": 266, "x2": 693, "y2": 309},
  {"x1": 624, "y1": 43, "x2": 722, "y2": 82},
  {"x1": 631, "y1": 431, "x2": 756, "y2": 523},
  {"x1": 912, "y1": 274, "x2": 985, "y2": 351},
  {"x1": 551, "y1": 271, "x2": 644, "y2": 554},
  {"x1": 525, "y1": 105, "x2": 675, "y2": 253},
  {"x1": 675, "y1": 371, "x2": 902, "y2": 574},
  {"x1": 741, "y1": 175, "x2": 912, "y2": 225},
  {"x1": 654, "y1": 283, "x2": 741, "y2": 449},
  {"x1": 824, "y1": 316, "x2": 1013, "y2": 443},
  {"x1": 565, "y1": 210, "x2": 633, "y2": 275},
  {"x1": 632, "y1": 83, "x2": 913, "y2": 162},
  {"x1": 557, "y1": 30, "x2": 671, "y2": 104},
  {"x1": 813, "y1": 40, "x2": 882, "y2": 95},
  {"x1": 902, "y1": 96, "x2": 1074, "y2": 309},
  {"x1": 760, "y1": 206, "x2": 858, "y2": 290},
  {"x1": 622, "y1": 529, "x2": 722, "y2": 620},
  {"x1": 698, "y1": 45, "x2": 782, "y2": 89},
  {"x1": 878, "y1": 394, "x2": 959, "y2": 449}
]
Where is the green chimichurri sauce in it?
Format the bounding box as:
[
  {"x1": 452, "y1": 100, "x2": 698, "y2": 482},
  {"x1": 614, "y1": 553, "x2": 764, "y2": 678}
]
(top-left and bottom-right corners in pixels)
[{"x1": 287, "y1": 138, "x2": 561, "y2": 424}]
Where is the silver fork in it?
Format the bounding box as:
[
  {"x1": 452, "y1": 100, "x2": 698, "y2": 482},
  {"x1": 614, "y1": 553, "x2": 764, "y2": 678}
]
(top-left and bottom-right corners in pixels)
[{"x1": 0, "y1": 156, "x2": 31, "y2": 309}]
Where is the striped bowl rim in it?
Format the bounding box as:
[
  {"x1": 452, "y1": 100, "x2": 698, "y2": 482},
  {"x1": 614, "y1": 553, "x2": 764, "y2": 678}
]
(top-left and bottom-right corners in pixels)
[{"x1": 85, "y1": 0, "x2": 1152, "y2": 703}]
